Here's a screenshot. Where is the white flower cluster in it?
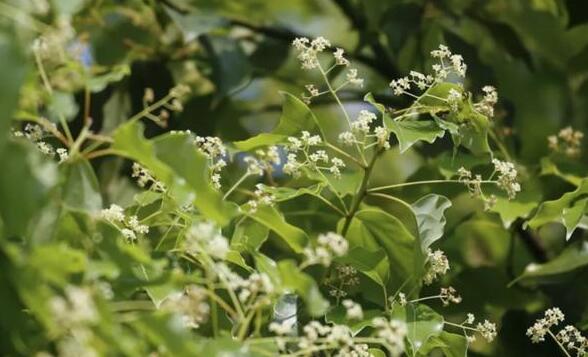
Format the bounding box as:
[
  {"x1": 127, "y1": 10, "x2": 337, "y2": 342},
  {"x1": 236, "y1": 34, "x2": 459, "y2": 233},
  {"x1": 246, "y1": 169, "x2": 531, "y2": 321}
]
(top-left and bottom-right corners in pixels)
[
  {"x1": 459, "y1": 313, "x2": 498, "y2": 343},
  {"x1": 390, "y1": 44, "x2": 466, "y2": 97},
  {"x1": 526, "y1": 307, "x2": 565, "y2": 343},
  {"x1": 526, "y1": 308, "x2": 588, "y2": 356},
  {"x1": 475, "y1": 85, "x2": 498, "y2": 117},
  {"x1": 342, "y1": 299, "x2": 364, "y2": 320},
  {"x1": 214, "y1": 263, "x2": 275, "y2": 307},
  {"x1": 246, "y1": 184, "x2": 276, "y2": 213},
  {"x1": 185, "y1": 221, "x2": 229, "y2": 260},
  {"x1": 548, "y1": 126, "x2": 584, "y2": 158},
  {"x1": 297, "y1": 322, "x2": 370, "y2": 357},
  {"x1": 338, "y1": 110, "x2": 390, "y2": 150},
  {"x1": 440, "y1": 286, "x2": 462, "y2": 306},
  {"x1": 100, "y1": 204, "x2": 149, "y2": 241},
  {"x1": 292, "y1": 36, "x2": 363, "y2": 104},
  {"x1": 556, "y1": 325, "x2": 587, "y2": 356},
  {"x1": 372, "y1": 318, "x2": 407, "y2": 356},
  {"x1": 284, "y1": 131, "x2": 346, "y2": 179},
  {"x1": 423, "y1": 249, "x2": 450, "y2": 285},
  {"x1": 492, "y1": 159, "x2": 521, "y2": 199},
  {"x1": 131, "y1": 162, "x2": 166, "y2": 192},
  {"x1": 49, "y1": 286, "x2": 98, "y2": 329},
  {"x1": 292, "y1": 36, "x2": 331, "y2": 70},
  {"x1": 13, "y1": 123, "x2": 69, "y2": 163},
  {"x1": 303, "y1": 232, "x2": 349, "y2": 267},
  {"x1": 161, "y1": 285, "x2": 209, "y2": 329},
  {"x1": 243, "y1": 146, "x2": 281, "y2": 177},
  {"x1": 193, "y1": 135, "x2": 227, "y2": 189}
]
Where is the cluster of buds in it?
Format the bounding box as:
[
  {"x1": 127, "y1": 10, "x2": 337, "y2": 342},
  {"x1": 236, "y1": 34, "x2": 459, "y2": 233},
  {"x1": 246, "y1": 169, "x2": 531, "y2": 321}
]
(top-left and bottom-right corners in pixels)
[
  {"x1": 440, "y1": 286, "x2": 462, "y2": 306},
  {"x1": 423, "y1": 249, "x2": 450, "y2": 285},
  {"x1": 548, "y1": 126, "x2": 584, "y2": 158},
  {"x1": 342, "y1": 299, "x2": 363, "y2": 320},
  {"x1": 284, "y1": 131, "x2": 346, "y2": 179},
  {"x1": 142, "y1": 84, "x2": 190, "y2": 126},
  {"x1": 100, "y1": 204, "x2": 149, "y2": 241},
  {"x1": 475, "y1": 86, "x2": 498, "y2": 117},
  {"x1": 131, "y1": 162, "x2": 166, "y2": 192},
  {"x1": 325, "y1": 265, "x2": 360, "y2": 300}
]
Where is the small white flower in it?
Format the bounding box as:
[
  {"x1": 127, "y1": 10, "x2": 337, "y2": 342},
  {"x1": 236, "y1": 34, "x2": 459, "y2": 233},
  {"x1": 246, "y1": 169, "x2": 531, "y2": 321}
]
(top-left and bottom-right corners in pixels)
[
  {"x1": 342, "y1": 299, "x2": 363, "y2": 320},
  {"x1": 333, "y1": 47, "x2": 349, "y2": 66},
  {"x1": 100, "y1": 204, "x2": 125, "y2": 222},
  {"x1": 346, "y1": 68, "x2": 364, "y2": 87}
]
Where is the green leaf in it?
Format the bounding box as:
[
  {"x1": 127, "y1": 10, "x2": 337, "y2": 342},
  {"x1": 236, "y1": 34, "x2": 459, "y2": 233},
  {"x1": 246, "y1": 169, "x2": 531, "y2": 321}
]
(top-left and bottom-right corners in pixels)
[
  {"x1": 61, "y1": 159, "x2": 103, "y2": 212},
  {"x1": 29, "y1": 244, "x2": 87, "y2": 285},
  {"x1": 0, "y1": 142, "x2": 57, "y2": 237},
  {"x1": 387, "y1": 120, "x2": 446, "y2": 153},
  {"x1": 231, "y1": 219, "x2": 269, "y2": 252},
  {"x1": 234, "y1": 92, "x2": 322, "y2": 151},
  {"x1": 277, "y1": 260, "x2": 329, "y2": 317},
  {"x1": 392, "y1": 304, "x2": 445, "y2": 354},
  {"x1": 87, "y1": 65, "x2": 130, "y2": 92},
  {"x1": 446, "y1": 98, "x2": 492, "y2": 156},
  {"x1": 419, "y1": 331, "x2": 468, "y2": 357},
  {"x1": 259, "y1": 184, "x2": 324, "y2": 202},
  {"x1": 527, "y1": 179, "x2": 588, "y2": 239},
  {"x1": 247, "y1": 205, "x2": 308, "y2": 252},
  {"x1": 326, "y1": 306, "x2": 382, "y2": 335},
  {"x1": 47, "y1": 91, "x2": 79, "y2": 122},
  {"x1": 336, "y1": 246, "x2": 390, "y2": 291},
  {"x1": 113, "y1": 122, "x2": 237, "y2": 225},
  {"x1": 344, "y1": 208, "x2": 422, "y2": 291},
  {"x1": 512, "y1": 242, "x2": 588, "y2": 285},
  {"x1": 490, "y1": 178, "x2": 543, "y2": 228},
  {"x1": 153, "y1": 133, "x2": 238, "y2": 225},
  {"x1": 164, "y1": 7, "x2": 226, "y2": 42},
  {"x1": 0, "y1": 28, "x2": 28, "y2": 152},
  {"x1": 201, "y1": 35, "x2": 251, "y2": 97},
  {"x1": 411, "y1": 194, "x2": 452, "y2": 251}
]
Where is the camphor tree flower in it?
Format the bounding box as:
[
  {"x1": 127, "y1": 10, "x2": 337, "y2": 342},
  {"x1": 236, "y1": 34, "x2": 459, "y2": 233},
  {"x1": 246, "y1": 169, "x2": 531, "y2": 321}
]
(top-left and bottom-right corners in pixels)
[
  {"x1": 548, "y1": 126, "x2": 584, "y2": 158},
  {"x1": 527, "y1": 308, "x2": 586, "y2": 356}
]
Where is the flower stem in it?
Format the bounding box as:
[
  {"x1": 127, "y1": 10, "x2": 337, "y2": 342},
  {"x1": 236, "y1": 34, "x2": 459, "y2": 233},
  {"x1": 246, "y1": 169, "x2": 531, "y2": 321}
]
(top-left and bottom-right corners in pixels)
[
  {"x1": 368, "y1": 179, "x2": 497, "y2": 193},
  {"x1": 341, "y1": 147, "x2": 383, "y2": 236}
]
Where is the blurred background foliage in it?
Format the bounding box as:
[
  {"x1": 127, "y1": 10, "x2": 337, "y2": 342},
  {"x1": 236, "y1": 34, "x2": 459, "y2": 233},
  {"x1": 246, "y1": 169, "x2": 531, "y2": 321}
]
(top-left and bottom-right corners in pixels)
[{"x1": 1, "y1": 0, "x2": 588, "y2": 356}]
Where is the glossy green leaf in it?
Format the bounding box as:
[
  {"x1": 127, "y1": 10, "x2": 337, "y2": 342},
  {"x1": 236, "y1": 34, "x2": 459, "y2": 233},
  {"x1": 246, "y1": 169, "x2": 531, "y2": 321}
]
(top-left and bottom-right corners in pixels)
[
  {"x1": 248, "y1": 205, "x2": 308, "y2": 252},
  {"x1": 234, "y1": 92, "x2": 322, "y2": 151},
  {"x1": 512, "y1": 242, "x2": 588, "y2": 285},
  {"x1": 278, "y1": 260, "x2": 329, "y2": 317},
  {"x1": 201, "y1": 35, "x2": 251, "y2": 97},
  {"x1": 0, "y1": 142, "x2": 57, "y2": 237},
  {"x1": 412, "y1": 194, "x2": 452, "y2": 251},
  {"x1": 344, "y1": 208, "x2": 423, "y2": 291},
  {"x1": 61, "y1": 159, "x2": 103, "y2": 212},
  {"x1": 0, "y1": 29, "x2": 28, "y2": 152},
  {"x1": 527, "y1": 179, "x2": 588, "y2": 239},
  {"x1": 336, "y1": 246, "x2": 390, "y2": 290}
]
